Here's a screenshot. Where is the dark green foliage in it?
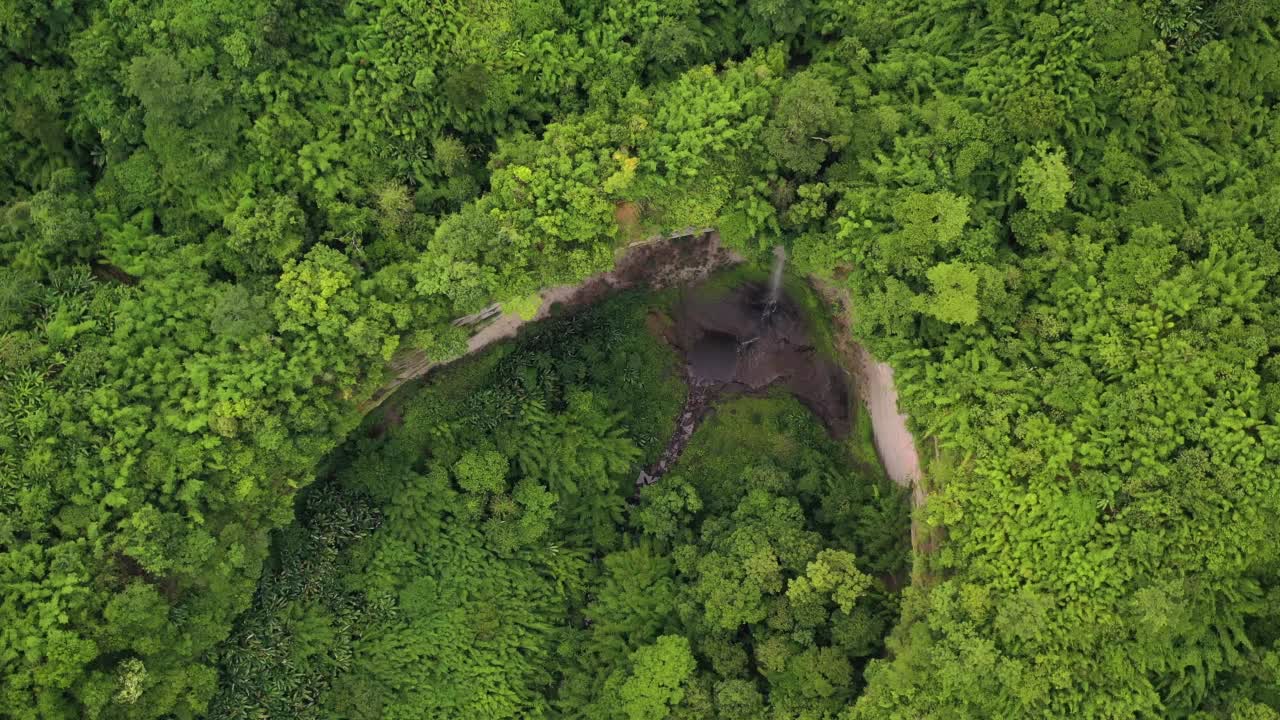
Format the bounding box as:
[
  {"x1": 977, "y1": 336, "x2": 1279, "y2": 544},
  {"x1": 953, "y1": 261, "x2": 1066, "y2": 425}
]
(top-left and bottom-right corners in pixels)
[
  {"x1": 211, "y1": 302, "x2": 906, "y2": 719},
  {"x1": 204, "y1": 293, "x2": 686, "y2": 717},
  {"x1": 210, "y1": 486, "x2": 382, "y2": 720},
  {"x1": 3, "y1": 0, "x2": 1280, "y2": 717},
  {"x1": 558, "y1": 395, "x2": 906, "y2": 720}
]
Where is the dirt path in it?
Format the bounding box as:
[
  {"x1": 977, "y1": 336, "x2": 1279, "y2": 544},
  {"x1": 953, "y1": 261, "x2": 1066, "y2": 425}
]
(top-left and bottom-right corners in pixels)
[
  {"x1": 809, "y1": 279, "x2": 929, "y2": 556},
  {"x1": 850, "y1": 346, "x2": 922, "y2": 491},
  {"x1": 808, "y1": 281, "x2": 922, "y2": 490}
]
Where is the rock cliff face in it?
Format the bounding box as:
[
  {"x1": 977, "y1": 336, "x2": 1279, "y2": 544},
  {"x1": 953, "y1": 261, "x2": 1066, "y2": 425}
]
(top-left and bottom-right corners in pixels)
[
  {"x1": 362, "y1": 230, "x2": 739, "y2": 411},
  {"x1": 637, "y1": 278, "x2": 853, "y2": 487},
  {"x1": 671, "y1": 279, "x2": 852, "y2": 434}
]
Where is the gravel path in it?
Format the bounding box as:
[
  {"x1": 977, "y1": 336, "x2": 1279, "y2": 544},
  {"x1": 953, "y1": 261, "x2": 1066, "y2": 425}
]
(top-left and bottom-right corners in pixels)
[
  {"x1": 852, "y1": 345, "x2": 921, "y2": 489},
  {"x1": 807, "y1": 280, "x2": 922, "y2": 491}
]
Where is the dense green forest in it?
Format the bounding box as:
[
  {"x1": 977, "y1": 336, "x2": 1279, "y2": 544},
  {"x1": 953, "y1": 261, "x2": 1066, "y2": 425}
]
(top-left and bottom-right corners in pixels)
[
  {"x1": 2, "y1": 0, "x2": 1280, "y2": 718},
  {"x1": 212, "y1": 295, "x2": 909, "y2": 718}
]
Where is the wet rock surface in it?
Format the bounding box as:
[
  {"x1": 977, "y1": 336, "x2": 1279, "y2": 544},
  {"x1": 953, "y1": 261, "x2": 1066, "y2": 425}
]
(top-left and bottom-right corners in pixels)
[{"x1": 638, "y1": 280, "x2": 852, "y2": 487}]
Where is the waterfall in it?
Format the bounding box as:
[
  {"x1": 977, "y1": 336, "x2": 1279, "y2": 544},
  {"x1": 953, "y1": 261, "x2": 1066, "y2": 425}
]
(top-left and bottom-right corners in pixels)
[{"x1": 763, "y1": 245, "x2": 786, "y2": 318}]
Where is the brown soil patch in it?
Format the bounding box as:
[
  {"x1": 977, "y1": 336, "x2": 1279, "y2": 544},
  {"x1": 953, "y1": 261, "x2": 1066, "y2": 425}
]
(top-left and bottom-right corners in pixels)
[
  {"x1": 613, "y1": 201, "x2": 644, "y2": 243},
  {"x1": 644, "y1": 310, "x2": 678, "y2": 346},
  {"x1": 92, "y1": 262, "x2": 138, "y2": 285}
]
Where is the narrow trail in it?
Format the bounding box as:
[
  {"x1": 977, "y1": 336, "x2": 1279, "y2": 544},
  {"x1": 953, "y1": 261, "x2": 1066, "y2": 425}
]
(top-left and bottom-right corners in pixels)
[
  {"x1": 851, "y1": 346, "x2": 923, "y2": 492},
  {"x1": 808, "y1": 280, "x2": 922, "y2": 491},
  {"x1": 810, "y1": 279, "x2": 929, "y2": 554}
]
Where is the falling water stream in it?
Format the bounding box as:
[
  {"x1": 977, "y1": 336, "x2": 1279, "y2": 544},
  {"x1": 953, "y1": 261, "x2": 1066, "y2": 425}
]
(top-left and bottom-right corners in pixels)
[
  {"x1": 743, "y1": 245, "x2": 787, "y2": 359},
  {"x1": 762, "y1": 245, "x2": 787, "y2": 319},
  {"x1": 638, "y1": 246, "x2": 823, "y2": 490}
]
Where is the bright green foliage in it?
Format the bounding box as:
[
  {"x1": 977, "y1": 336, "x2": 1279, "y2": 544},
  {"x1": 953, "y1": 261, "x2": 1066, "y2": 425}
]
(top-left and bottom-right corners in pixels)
[
  {"x1": 690, "y1": 487, "x2": 823, "y2": 630},
  {"x1": 914, "y1": 262, "x2": 981, "y2": 325},
  {"x1": 617, "y1": 635, "x2": 697, "y2": 720},
  {"x1": 559, "y1": 394, "x2": 908, "y2": 719},
  {"x1": 4, "y1": 0, "x2": 1280, "y2": 717},
  {"x1": 454, "y1": 448, "x2": 509, "y2": 495},
  {"x1": 503, "y1": 293, "x2": 543, "y2": 321},
  {"x1": 789, "y1": 549, "x2": 873, "y2": 616},
  {"x1": 1016, "y1": 144, "x2": 1074, "y2": 215}
]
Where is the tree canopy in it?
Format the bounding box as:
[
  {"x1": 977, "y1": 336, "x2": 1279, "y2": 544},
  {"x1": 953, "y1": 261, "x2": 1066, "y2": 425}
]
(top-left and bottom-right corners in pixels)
[{"x1": 3, "y1": 0, "x2": 1280, "y2": 717}]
